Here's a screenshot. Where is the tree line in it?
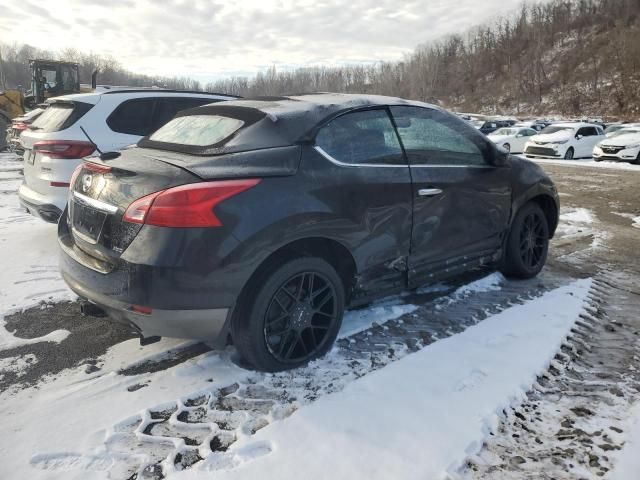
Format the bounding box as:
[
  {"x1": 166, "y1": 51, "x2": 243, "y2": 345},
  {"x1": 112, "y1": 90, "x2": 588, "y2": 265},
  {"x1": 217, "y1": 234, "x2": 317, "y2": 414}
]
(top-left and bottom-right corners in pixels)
[{"x1": 2, "y1": 0, "x2": 639, "y2": 118}]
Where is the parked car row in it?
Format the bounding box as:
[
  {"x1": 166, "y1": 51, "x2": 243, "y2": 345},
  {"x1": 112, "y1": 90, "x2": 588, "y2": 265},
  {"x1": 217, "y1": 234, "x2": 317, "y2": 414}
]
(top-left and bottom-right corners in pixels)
[{"x1": 477, "y1": 118, "x2": 640, "y2": 164}]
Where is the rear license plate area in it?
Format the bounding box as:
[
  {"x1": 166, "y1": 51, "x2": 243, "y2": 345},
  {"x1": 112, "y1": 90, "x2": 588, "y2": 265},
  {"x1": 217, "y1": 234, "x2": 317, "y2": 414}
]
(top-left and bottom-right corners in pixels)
[{"x1": 71, "y1": 200, "x2": 107, "y2": 243}]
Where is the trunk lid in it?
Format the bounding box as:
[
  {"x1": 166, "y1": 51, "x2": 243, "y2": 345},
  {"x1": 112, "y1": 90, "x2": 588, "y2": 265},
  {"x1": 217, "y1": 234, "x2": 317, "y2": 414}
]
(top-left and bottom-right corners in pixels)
[
  {"x1": 66, "y1": 145, "x2": 300, "y2": 265},
  {"x1": 67, "y1": 151, "x2": 200, "y2": 264}
]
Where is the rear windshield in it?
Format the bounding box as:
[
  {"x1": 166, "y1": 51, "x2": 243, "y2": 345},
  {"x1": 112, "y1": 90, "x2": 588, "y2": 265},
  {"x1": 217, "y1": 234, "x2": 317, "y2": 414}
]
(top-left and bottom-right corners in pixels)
[
  {"x1": 148, "y1": 115, "x2": 244, "y2": 146},
  {"x1": 30, "y1": 101, "x2": 93, "y2": 133}
]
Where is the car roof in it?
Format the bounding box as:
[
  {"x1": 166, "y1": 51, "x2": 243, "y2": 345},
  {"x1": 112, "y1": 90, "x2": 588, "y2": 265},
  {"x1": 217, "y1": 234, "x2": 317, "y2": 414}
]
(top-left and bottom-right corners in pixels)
[
  {"x1": 139, "y1": 93, "x2": 442, "y2": 156},
  {"x1": 45, "y1": 89, "x2": 236, "y2": 105},
  {"x1": 547, "y1": 122, "x2": 600, "y2": 128},
  {"x1": 179, "y1": 92, "x2": 439, "y2": 139},
  {"x1": 218, "y1": 92, "x2": 435, "y2": 116}
]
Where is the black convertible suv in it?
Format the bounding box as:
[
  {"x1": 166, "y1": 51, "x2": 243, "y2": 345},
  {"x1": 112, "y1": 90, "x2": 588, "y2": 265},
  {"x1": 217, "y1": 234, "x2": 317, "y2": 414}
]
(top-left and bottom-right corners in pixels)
[{"x1": 58, "y1": 93, "x2": 559, "y2": 371}]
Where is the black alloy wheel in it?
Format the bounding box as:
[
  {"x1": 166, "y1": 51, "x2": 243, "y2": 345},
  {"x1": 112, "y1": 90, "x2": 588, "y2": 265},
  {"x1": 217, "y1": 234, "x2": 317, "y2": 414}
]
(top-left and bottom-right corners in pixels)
[
  {"x1": 500, "y1": 202, "x2": 549, "y2": 279},
  {"x1": 519, "y1": 211, "x2": 546, "y2": 270},
  {"x1": 233, "y1": 257, "x2": 345, "y2": 372},
  {"x1": 264, "y1": 272, "x2": 338, "y2": 363}
]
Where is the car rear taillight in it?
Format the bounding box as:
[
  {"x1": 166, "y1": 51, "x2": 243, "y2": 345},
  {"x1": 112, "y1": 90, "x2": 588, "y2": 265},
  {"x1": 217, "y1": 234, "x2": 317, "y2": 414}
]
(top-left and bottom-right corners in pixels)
[
  {"x1": 33, "y1": 140, "x2": 96, "y2": 159},
  {"x1": 83, "y1": 162, "x2": 112, "y2": 174},
  {"x1": 69, "y1": 164, "x2": 83, "y2": 189},
  {"x1": 123, "y1": 179, "x2": 261, "y2": 227}
]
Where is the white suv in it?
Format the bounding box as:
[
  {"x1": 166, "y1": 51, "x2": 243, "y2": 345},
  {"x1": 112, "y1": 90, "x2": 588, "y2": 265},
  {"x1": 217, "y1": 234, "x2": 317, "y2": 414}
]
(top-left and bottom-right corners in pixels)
[
  {"x1": 523, "y1": 122, "x2": 604, "y2": 160},
  {"x1": 18, "y1": 89, "x2": 235, "y2": 222}
]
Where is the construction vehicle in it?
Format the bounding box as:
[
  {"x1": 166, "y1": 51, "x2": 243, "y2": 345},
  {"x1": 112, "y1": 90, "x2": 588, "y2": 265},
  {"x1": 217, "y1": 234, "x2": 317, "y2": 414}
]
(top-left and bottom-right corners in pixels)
[{"x1": 1, "y1": 59, "x2": 97, "y2": 150}]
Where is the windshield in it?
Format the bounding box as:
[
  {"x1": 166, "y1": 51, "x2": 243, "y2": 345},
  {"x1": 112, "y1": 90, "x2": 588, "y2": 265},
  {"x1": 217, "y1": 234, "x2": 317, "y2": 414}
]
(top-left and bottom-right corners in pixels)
[
  {"x1": 610, "y1": 128, "x2": 640, "y2": 137},
  {"x1": 149, "y1": 115, "x2": 245, "y2": 146},
  {"x1": 491, "y1": 128, "x2": 517, "y2": 136},
  {"x1": 604, "y1": 125, "x2": 625, "y2": 134},
  {"x1": 540, "y1": 125, "x2": 573, "y2": 135}
]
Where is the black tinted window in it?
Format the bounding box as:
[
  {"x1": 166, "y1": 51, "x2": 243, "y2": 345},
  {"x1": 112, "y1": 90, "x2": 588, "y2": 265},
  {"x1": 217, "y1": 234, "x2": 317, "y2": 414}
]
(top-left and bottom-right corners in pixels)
[
  {"x1": 315, "y1": 109, "x2": 404, "y2": 165},
  {"x1": 390, "y1": 106, "x2": 488, "y2": 166},
  {"x1": 107, "y1": 98, "x2": 156, "y2": 136},
  {"x1": 151, "y1": 98, "x2": 218, "y2": 132},
  {"x1": 30, "y1": 101, "x2": 93, "y2": 133}
]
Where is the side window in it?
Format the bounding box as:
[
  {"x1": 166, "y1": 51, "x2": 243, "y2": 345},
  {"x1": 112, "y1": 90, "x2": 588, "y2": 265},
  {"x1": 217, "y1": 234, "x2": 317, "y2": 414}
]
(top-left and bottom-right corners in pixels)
[
  {"x1": 151, "y1": 97, "x2": 217, "y2": 132},
  {"x1": 525, "y1": 129, "x2": 537, "y2": 136},
  {"x1": 107, "y1": 98, "x2": 156, "y2": 136},
  {"x1": 60, "y1": 66, "x2": 78, "y2": 93},
  {"x1": 315, "y1": 109, "x2": 404, "y2": 165},
  {"x1": 390, "y1": 106, "x2": 488, "y2": 166}
]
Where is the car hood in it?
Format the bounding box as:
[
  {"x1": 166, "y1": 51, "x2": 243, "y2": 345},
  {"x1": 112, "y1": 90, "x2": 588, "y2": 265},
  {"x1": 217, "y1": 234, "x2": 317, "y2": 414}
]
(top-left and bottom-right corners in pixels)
[
  {"x1": 530, "y1": 131, "x2": 572, "y2": 144},
  {"x1": 599, "y1": 133, "x2": 640, "y2": 147}
]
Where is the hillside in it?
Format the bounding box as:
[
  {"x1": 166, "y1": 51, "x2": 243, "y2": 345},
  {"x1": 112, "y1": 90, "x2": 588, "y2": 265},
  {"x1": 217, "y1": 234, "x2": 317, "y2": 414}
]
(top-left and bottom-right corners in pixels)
[{"x1": 206, "y1": 0, "x2": 640, "y2": 119}]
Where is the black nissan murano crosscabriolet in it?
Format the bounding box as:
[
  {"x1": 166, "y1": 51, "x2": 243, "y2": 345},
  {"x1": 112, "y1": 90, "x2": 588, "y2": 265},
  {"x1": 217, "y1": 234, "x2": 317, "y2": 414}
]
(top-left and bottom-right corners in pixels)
[{"x1": 58, "y1": 93, "x2": 559, "y2": 371}]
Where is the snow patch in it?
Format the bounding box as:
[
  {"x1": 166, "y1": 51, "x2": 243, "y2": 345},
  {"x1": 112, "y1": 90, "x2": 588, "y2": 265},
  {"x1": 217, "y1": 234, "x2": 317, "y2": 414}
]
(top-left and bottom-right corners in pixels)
[
  {"x1": 610, "y1": 403, "x2": 640, "y2": 480},
  {"x1": 171, "y1": 279, "x2": 592, "y2": 480},
  {"x1": 0, "y1": 321, "x2": 70, "y2": 350}
]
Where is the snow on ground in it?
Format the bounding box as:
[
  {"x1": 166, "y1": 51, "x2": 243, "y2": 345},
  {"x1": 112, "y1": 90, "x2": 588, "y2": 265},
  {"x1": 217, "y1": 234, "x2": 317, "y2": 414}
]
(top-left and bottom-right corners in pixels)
[
  {"x1": 612, "y1": 212, "x2": 640, "y2": 229},
  {"x1": 527, "y1": 156, "x2": 640, "y2": 172},
  {"x1": 0, "y1": 153, "x2": 74, "y2": 310},
  {"x1": 169, "y1": 279, "x2": 592, "y2": 480},
  {"x1": 555, "y1": 206, "x2": 607, "y2": 251},
  {"x1": 610, "y1": 403, "x2": 640, "y2": 480},
  {"x1": 0, "y1": 152, "x2": 74, "y2": 350}
]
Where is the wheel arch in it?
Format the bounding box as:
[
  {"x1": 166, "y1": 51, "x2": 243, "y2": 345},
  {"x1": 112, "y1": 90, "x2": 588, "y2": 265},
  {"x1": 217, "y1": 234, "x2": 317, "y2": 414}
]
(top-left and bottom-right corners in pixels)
[
  {"x1": 518, "y1": 193, "x2": 559, "y2": 239},
  {"x1": 226, "y1": 236, "x2": 358, "y2": 344}
]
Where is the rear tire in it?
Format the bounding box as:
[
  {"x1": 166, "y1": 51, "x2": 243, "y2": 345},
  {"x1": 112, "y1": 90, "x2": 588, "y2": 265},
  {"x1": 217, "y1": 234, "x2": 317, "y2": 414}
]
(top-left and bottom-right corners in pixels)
[
  {"x1": 232, "y1": 256, "x2": 345, "y2": 372},
  {"x1": 564, "y1": 147, "x2": 574, "y2": 160},
  {"x1": 500, "y1": 202, "x2": 549, "y2": 279}
]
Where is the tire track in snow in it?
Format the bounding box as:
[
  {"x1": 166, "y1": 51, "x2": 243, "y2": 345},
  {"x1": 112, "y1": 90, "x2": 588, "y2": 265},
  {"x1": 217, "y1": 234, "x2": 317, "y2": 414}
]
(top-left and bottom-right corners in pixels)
[{"x1": 464, "y1": 273, "x2": 640, "y2": 480}]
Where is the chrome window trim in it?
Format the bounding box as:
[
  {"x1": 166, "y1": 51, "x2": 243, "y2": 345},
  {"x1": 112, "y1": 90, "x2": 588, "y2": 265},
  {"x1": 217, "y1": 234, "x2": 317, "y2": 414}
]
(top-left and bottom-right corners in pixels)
[
  {"x1": 72, "y1": 191, "x2": 119, "y2": 214},
  {"x1": 314, "y1": 146, "x2": 407, "y2": 168}
]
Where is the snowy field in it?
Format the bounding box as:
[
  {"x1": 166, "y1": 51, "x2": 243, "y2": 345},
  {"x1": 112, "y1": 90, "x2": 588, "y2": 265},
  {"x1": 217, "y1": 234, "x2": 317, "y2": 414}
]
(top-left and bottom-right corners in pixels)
[{"x1": 0, "y1": 151, "x2": 639, "y2": 480}]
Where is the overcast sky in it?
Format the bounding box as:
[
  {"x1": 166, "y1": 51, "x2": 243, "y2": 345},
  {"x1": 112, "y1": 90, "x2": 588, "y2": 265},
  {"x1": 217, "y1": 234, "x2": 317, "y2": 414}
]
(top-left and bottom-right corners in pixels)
[{"x1": 2, "y1": 0, "x2": 526, "y2": 82}]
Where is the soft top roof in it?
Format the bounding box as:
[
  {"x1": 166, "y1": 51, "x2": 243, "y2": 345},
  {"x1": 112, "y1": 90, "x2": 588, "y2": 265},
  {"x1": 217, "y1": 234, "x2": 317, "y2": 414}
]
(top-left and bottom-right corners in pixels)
[{"x1": 138, "y1": 93, "x2": 439, "y2": 156}]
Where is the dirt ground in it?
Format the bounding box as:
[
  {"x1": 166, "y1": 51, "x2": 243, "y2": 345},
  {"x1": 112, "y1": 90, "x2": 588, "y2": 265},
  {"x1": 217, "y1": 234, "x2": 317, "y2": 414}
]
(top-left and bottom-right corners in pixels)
[{"x1": 542, "y1": 162, "x2": 640, "y2": 277}]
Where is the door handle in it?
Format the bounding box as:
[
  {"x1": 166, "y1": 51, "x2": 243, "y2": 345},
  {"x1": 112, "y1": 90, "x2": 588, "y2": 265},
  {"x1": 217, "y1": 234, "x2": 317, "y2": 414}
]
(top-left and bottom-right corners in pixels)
[{"x1": 418, "y1": 188, "x2": 443, "y2": 197}]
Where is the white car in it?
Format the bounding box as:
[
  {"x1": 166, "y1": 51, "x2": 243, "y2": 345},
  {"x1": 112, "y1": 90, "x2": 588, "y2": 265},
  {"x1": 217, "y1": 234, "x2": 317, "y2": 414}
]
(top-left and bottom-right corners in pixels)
[
  {"x1": 18, "y1": 89, "x2": 235, "y2": 222},
  {"x1": 593, "y1": 127, "x2": 640, "y2": 164},
  {"x1": 523, "y1": 123, "x2": 605, "y2": 160},
  {"x1": 487, "y1": 127, "x2": 537, "y2": 153}
]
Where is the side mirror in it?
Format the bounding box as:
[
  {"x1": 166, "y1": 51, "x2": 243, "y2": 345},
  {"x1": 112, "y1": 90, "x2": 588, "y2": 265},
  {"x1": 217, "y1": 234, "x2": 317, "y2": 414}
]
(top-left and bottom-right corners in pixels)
[
  {"x1": 490, "y1": 144, "x2": 509, "y2": 166},
  {"x1": 576, "y1": 134, "x2": 583, "y2": 140},
  {"x1": 516, "y1": 133, "x2": 523, "y2": 138}
]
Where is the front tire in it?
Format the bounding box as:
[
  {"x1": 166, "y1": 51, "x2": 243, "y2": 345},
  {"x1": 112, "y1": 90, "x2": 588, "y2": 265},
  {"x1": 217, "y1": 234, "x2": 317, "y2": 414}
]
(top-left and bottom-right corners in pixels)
[
  {"x1": 500, "y1": 202, "x2": 549, "y2": 279},
  {"x1": 233, "y1": 257, "x2": 345, "y2": 372},
  {"x1": 503, "y1": 143, "x2": 511, "y2": 152},
  {"x1": 564, "y1": 147, "x2": 574, "y2": 160},
  {"x1": 631, "y1": 152, "x2": 640, "y2": 165}
]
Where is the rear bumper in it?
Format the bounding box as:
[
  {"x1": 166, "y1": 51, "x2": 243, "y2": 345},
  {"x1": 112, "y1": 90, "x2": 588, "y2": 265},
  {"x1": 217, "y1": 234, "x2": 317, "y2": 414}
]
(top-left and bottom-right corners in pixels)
[
  {"x1": 58, "y1": 216, "x2": 238, "y2": 342},
  {"x1": 61, "y1": 268, "x2": 230, "y2": 341},
  {"x1": 18, "y1": 183, "x2": 63, "y2": 223}
]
